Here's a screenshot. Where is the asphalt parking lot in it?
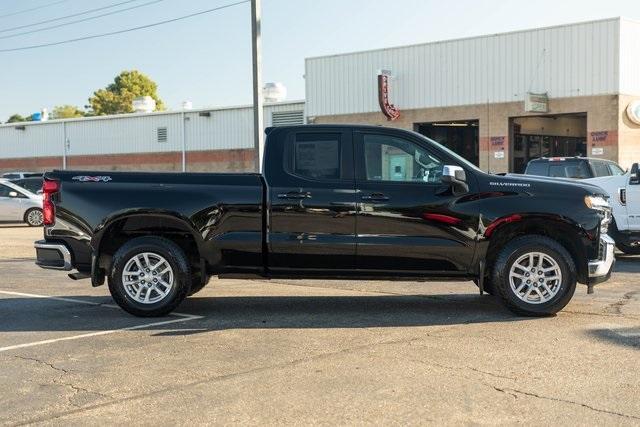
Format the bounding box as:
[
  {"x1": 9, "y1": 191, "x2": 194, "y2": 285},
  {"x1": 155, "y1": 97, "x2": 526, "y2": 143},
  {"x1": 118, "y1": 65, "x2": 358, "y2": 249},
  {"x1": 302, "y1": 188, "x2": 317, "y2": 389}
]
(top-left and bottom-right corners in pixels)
[{"x1": 0, "y1": 224, "x2": 639, "y2": 425}]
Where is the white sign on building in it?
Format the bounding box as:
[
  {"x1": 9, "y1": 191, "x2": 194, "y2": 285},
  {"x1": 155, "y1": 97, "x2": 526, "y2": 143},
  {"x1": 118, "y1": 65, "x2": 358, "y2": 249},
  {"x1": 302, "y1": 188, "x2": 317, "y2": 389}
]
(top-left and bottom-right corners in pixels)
[{"x1": 524, "y1": 92, "x2": 549, "y2": 113}]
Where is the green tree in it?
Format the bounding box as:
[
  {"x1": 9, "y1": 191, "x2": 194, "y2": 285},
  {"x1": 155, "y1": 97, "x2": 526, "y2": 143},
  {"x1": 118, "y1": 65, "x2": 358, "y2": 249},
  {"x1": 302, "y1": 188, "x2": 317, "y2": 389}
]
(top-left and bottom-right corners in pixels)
[
  {"x1": 6, "y1": 113, "x2": 28, "y2": 123},
  {"x1": 88, "y1": 70, "x2": 165, "y2": 115},
  {"x1": 51, "y1": 105, "x2": 85, "y2": 119}
]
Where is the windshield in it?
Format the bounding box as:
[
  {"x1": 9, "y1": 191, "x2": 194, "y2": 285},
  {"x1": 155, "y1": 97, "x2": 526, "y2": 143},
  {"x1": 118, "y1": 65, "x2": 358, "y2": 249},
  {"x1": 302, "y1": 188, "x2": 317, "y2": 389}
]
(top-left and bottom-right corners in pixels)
[{"x1": 414, "y1": 131, "x2": 484, "y2": 173}]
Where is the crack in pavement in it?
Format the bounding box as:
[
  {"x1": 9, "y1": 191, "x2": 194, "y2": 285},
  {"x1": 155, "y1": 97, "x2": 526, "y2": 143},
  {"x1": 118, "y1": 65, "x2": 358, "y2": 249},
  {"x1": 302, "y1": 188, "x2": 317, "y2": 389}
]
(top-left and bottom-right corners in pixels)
[
  {"x1": 12, "y1": 355, "x2": 110, "y2": 410},
  {"x1": 9, "y1": 331, "x2": 457, "y2": 426},
  {"x1": 13, "y1": 355, "x2": 71, "y2": 374},
  {"x1": 604, "y1": 291, "x2": 640, "y2": 316},
  {"x1": 562, "y1": 309, "x2": 640, "y2": 321},
  {"x1": 410, "y1": 358, "x2": 640, "y2": 421},
  {"x1": 492, "y1": 386, "x2": 640, "y2": 421}
]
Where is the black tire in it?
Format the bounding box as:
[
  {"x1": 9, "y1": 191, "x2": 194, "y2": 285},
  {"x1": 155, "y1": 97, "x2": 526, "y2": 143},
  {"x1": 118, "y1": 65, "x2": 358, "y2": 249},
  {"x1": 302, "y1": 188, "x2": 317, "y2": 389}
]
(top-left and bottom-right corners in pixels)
[
  {"x1": 108, "y1": 236, "x2": 192, "y2": 317},
  {"x1": 616, "y1": 242, "x2": 640, "y2": 255},
  {"x1": 24, "y1": 208, "x2": 43, "y2": 227},
  {"x1": 492, "y1": 235, "x2": 577, "y2": 317}
]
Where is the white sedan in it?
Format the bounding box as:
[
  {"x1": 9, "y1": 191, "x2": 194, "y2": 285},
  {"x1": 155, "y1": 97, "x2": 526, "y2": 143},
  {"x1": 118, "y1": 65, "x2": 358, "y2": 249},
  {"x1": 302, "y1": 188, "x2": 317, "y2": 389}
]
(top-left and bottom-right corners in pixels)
[{"x1": 0, "y1": 178, "x2": 43, "y2": 226}]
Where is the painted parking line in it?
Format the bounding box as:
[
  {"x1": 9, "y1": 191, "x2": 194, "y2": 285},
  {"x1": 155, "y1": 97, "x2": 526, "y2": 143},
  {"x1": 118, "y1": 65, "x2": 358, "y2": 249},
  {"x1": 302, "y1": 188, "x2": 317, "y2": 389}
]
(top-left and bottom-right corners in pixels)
[{"x1": 0, "y1": 290, "x2": 203, "y2": 353}]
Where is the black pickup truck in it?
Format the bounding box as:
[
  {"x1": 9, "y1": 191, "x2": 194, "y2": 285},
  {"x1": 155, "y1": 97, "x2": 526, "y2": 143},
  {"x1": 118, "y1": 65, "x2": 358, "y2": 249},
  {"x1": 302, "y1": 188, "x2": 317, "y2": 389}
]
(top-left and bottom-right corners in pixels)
[{"x1": 35, "y1": 125, "x2": 615, "y2": 317}]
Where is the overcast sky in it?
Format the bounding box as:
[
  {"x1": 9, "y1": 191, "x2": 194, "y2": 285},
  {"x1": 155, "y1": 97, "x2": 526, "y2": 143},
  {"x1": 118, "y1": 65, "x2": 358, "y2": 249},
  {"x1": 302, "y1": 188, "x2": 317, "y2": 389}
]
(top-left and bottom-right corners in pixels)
[{"x1": 1, "y1": 0, "x2": 639, "y2": 121}]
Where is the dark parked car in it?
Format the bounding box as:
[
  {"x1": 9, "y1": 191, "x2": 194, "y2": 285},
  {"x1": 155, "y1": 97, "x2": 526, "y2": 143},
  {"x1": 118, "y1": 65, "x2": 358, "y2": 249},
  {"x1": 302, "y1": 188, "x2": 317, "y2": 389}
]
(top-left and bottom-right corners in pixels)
[
  {"x1": 35, "y1": 125, "x2": 614, "y2": 318},
  {"x1": 12, "y1": 177, "x2": 44, "y2": 194},
  {"x1": 524, "y1": 157, "x2": 625, "y2": 179}
]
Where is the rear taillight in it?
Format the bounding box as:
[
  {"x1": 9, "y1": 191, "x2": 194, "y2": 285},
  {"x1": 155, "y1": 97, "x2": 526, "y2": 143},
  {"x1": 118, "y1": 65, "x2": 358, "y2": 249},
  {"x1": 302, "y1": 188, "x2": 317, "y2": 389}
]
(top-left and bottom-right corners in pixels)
[{"x1": 42, "y1": 179, "x2": 60, "y2": 226}]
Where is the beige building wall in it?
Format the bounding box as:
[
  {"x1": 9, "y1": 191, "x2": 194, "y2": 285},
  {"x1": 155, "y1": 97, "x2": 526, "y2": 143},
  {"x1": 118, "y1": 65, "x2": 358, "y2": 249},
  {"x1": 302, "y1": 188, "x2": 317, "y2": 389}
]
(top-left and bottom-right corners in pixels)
[
  {"x1": 313, "y1": 95, "x2": 620, "y2": 173},
  {"x1": 618, "y1": 94, "x2": 640, "y2": 170}
]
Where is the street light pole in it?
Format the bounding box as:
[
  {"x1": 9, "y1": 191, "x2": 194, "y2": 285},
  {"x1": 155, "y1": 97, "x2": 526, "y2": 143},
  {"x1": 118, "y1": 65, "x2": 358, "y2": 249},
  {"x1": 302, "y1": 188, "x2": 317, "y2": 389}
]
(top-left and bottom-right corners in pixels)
[{"x1": 251, "y1": 0, "x2": 264, "y2": 172}]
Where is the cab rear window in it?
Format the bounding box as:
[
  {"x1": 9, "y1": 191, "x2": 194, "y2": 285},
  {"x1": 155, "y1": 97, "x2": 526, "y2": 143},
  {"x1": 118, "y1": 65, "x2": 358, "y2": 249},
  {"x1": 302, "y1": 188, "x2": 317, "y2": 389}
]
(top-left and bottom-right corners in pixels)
[
  {"x1": 525, "y1": 162, "x2": 548, "y2": 176},
  {"x1": 549, "y1": 162, "x2": 591, "y2": 178}
]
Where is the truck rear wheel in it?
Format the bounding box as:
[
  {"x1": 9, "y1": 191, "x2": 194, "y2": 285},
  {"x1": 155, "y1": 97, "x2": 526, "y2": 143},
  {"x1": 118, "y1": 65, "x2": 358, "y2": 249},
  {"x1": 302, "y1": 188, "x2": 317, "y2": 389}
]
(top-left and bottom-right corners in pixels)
[
  {"x1": 492, "y1": 235, "x2": 576, "y2": 316},
  {"x1": 108, "y1": 237, "x2": 192, "y2": 317}
]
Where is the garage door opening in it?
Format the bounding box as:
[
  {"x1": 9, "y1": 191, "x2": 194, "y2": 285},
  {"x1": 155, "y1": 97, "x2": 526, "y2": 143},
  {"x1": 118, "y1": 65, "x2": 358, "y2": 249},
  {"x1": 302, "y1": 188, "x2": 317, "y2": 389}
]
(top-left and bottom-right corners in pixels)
[
  {"x1": 510, "y1": 114, "x2": 587, "y2": 173},
  {"x1": 415, "y1": 120, "x2": 479, "y2": 166}
]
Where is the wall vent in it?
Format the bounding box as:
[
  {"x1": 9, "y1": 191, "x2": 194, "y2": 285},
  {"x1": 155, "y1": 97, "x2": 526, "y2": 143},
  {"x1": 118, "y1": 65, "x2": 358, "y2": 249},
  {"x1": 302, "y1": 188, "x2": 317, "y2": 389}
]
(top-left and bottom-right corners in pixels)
[
  {"x1": 157, "y1": 127, "x2": 168, "y2": 143},
  {"x1": 271, "y1": 110, "x2": 304, "y2": 127}
]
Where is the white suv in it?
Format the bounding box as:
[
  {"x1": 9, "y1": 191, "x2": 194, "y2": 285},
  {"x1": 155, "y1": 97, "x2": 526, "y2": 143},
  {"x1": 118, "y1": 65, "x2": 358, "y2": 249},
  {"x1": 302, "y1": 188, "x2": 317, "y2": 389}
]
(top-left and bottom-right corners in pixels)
[{"x1": 0, "y1": 179, "x2": 44, "y2": 226}]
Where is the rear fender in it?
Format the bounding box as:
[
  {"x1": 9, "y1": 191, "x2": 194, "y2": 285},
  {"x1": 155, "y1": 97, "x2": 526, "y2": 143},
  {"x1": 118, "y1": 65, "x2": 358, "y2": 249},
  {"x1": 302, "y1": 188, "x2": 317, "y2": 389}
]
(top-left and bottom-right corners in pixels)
[{"x1": 91, "y1": 210, "x2": 207, "y2": 285}]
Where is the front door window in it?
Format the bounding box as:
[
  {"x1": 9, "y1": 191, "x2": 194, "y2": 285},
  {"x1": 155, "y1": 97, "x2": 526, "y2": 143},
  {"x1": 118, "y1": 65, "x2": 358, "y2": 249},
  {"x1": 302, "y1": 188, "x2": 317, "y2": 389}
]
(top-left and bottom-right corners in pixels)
[{"x1": 363, "y1": 134, "x2": 444, "y2": 184}]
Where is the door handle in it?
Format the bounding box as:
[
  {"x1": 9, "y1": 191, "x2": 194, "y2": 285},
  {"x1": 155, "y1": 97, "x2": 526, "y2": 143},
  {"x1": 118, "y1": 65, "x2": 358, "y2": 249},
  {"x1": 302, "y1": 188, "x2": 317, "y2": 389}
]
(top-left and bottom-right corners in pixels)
[
  {"x1": 361, "y1": 193, "x2": 389, "y2": 201},
  {"x1": 278, "y1": 191, "x2": 312, "y2": 199}
]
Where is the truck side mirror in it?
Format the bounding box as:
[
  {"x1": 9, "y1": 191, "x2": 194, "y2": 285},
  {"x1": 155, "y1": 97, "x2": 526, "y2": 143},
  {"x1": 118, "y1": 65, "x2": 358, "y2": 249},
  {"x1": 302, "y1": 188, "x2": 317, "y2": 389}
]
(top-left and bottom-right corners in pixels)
[
  {"x1": 630, "y1": 163, "x2": 640, "y2": 185},
  {"x1": 442, "y1": 165, "x2": 469, "y2": 195}
]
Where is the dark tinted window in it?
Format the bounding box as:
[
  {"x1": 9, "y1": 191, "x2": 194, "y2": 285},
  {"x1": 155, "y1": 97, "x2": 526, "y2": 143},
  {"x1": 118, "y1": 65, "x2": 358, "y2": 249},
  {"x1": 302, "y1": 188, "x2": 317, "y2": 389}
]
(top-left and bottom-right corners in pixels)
[
  {"x1": 2, "y1": 173, "x2": 20, "y2": 180},
  {"x1": 525, "y1": 162, "x2": 548, "y2": 176},
  {"x1": 290, "y1": 133, "x2": 341, "y2": 180},
  {"x1": 591, "y1": 161, "x2": 611, "y2": 177},
  {"x1": 13, "y1": 178, "x2": 42, "y2": 194},
  {"x1": 0, "y1": 184, "x2": 13, "y2": 197},
  {"x1": 549, "y1": 162, "x2": 591, "y2": 178}
]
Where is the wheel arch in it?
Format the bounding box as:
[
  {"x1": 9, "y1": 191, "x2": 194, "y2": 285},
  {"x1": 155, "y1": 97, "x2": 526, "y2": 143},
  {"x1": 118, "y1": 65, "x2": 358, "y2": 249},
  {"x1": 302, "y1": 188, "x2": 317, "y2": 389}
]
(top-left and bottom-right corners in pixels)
[
  {"x1": 92, "y1": 211, "x2": 206, "y2": 285},
  {"x1": 483, "y1": 214, "x2": 590, "y2": 284}
]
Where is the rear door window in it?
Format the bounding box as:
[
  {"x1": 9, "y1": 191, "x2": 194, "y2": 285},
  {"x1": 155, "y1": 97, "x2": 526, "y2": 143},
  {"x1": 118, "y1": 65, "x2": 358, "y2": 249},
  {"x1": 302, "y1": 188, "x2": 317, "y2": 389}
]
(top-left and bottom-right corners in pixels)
[{"x1": 286, "y1": 133, "x2": 341, "y2": 181}]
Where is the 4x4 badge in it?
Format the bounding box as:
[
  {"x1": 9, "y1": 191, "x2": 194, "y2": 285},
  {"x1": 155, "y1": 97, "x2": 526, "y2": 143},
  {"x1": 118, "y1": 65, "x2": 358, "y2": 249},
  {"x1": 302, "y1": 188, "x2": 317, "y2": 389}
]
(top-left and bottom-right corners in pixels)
[{"x1": 72, "y1": 176, "x2": 112, "y2": 182}]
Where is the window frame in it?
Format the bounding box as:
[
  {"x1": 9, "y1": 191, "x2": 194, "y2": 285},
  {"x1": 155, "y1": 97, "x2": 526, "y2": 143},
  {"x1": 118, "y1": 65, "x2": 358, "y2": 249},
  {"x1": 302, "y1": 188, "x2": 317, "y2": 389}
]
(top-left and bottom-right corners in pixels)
[
  {"x1": 354, "y1": 130, "x2": 452, "y2": 187},
  {"x1": 281, "y1": 130, "x2": 353, "y2": 184}
]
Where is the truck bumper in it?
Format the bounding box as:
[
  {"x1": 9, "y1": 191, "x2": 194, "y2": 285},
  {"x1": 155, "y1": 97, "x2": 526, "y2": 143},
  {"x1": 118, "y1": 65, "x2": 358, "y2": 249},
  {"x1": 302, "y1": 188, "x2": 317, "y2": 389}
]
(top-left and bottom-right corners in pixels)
[
  {"x1": 587, "y1": 234, "x2": 615, "y2": 286},
  {"x1": 34, "y1": 240, "x2": 73, "y2": 271}
]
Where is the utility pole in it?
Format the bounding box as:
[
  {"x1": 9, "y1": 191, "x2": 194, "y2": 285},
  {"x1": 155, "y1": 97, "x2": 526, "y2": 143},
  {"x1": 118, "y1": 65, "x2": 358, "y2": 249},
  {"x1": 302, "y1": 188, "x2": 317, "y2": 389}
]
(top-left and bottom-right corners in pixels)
[{"x1": 251, "y1": 0, "x2": 264, "y2": 172}]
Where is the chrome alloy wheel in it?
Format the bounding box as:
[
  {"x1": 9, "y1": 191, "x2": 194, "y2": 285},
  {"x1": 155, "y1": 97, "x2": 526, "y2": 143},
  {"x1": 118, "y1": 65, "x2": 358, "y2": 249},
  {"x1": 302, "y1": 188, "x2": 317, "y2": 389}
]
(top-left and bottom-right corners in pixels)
[
  {"x1": 508, "y1": 252, "x2": 562, "y2": 304},
  {"x1": 122, "y1": 252, "x2": 174, "y2": 304},
  {"x1": 27, "y1": 209, "x2": 43, "y2": 226}
]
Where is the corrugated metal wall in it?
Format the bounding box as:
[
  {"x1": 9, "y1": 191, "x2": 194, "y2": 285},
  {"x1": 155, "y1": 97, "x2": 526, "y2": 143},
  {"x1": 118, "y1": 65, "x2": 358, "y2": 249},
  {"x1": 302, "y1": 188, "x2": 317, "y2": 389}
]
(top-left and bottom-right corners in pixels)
[
  {"x1": 620, "y1": 18, "x2": 640, "y2": 96},
  {"x1": 305, "y1": 18, "x2": 621, "y2": 117},
  {"x1": 0, "y1": 101, "x2": 305, "y2": 159}
]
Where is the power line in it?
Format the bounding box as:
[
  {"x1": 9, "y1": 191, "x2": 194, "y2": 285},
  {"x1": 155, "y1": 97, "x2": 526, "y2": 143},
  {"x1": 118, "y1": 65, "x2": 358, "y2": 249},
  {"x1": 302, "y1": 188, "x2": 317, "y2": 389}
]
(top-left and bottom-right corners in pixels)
[
  {"x1": 0, "y1": 0, "x2": 70, "y2": 19},
  {"x1": 0, "y1": 0, "x2": 143, "y2": 34},
  {"x1": 0, "y1": 0, "x2": 165, "y2": 40},
  {"x1": 0, "y1": 0, "x2": 250, "y2": 52}
]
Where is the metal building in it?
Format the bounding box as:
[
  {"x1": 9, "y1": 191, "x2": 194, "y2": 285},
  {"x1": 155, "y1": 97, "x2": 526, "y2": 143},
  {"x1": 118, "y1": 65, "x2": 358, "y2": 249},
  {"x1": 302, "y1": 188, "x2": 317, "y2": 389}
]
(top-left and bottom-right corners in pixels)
[
  {"x1": 0, "y1": 101, "x2": 304, "y2": 173},
  {"x1": 305, "y1": 17, "x2": 640, "y2": 172}
]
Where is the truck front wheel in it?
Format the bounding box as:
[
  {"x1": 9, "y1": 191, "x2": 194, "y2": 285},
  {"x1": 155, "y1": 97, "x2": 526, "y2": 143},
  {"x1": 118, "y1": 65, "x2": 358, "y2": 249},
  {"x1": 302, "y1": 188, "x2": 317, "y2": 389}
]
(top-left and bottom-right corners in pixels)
[
  {"x1": 616, "y1": 242, "x2": 640, "y2": 255},
  {"x1": 492, "y1": 235, "x2": 577, "y2": 316},
  {"x1": 108, "y1": 237, "x2": 192, "y2": 317}
]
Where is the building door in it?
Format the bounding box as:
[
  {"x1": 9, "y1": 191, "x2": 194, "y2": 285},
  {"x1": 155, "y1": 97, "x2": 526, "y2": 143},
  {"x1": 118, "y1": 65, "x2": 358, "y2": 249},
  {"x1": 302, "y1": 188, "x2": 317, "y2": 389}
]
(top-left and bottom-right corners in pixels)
[
  {"x1": 415, "y1": 120, "x2": 479, "y2": 166},
  {"x1": 510, "y1": 114, "x2": 587, "y2": 173}
]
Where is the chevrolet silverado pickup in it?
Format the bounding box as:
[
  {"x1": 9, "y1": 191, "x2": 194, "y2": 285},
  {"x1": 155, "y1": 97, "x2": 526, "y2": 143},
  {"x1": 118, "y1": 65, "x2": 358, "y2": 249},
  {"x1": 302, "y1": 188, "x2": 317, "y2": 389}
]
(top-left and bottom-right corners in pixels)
[
  {"x1": 586, "y1": 163, "x2": 640, "y2": 254},
  {"x1": 35, "y1": 125, "x2": 615, "y2": 317}
]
